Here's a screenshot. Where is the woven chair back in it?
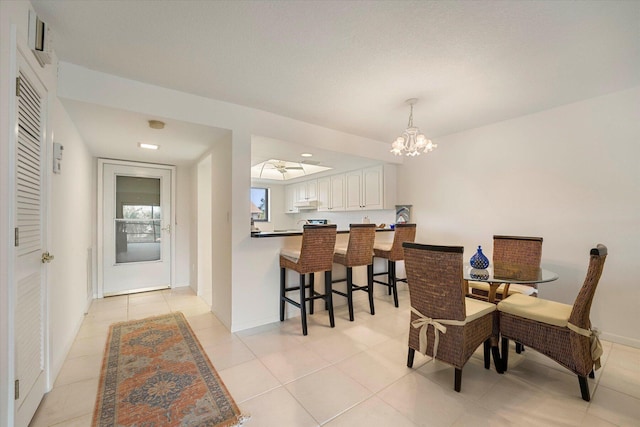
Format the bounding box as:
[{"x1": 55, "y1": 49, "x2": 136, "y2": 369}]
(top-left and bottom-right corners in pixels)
[
  {"x1": 493, "y1": 235, "x2": 543, "y2": 267},
  {"x1": 344, "y1": 223, "x2": 377, "y2": 267},
  {"x1": 387, "y1": 223, "x2": 417, "y2": 261},
  {"x1": 403, "y1": 242, "x2": 466, "y2": 321},
  {"x1": 297, "y1": 224, "x2": 338, "y2": 273},
  {"x1": 569, "y1": 244, "x2": 608, "y2": 329}
]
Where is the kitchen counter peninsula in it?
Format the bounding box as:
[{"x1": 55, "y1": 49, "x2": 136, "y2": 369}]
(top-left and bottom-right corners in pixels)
[{"x1": 251, "y1": 228, "x2": 394, "y2": 238}]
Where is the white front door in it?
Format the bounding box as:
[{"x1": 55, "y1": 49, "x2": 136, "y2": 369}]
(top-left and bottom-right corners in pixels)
[
  {"x1": 101, "y1": 161, "x2": 173, "y2": 295},
  {"x1": 14, "y1": 52, "x2": 48, "y2": 427}
]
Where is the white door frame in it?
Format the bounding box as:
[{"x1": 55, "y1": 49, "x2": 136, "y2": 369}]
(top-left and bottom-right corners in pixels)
[{"x1": 96, "y1": 159, "x2": 176, "y2": 298}]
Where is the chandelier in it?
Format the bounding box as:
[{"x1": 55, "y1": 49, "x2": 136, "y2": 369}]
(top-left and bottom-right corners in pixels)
[{"x1": 390, "y1": 98, "x2": 437, "y2": 156}]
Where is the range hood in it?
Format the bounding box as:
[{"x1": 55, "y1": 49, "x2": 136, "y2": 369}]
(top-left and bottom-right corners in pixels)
[{"x1": 294, "y1": 199, "x2": 317, "y2": 209}]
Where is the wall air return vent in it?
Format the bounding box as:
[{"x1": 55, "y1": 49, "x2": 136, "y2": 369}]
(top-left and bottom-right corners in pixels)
[{"x1": 28, "y1": 10, "x2": 53, "y2": 67}]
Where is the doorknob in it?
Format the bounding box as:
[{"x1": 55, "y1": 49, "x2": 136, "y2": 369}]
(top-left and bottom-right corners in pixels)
[
  {"x1": 41, "y1": 252, "x2": 54, "y2": 263},
  {"x1": 161, "y1": 225, "x2": 172, "y2": 233}
]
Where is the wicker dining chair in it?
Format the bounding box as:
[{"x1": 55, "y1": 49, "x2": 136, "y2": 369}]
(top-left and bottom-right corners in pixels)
[
  {"x1": 497, "y1": 244, "x2": 607, "y2": 401},
  {"x1": 280, "y1": 224, "x2": 337, "y2": 335},
  {"x1": 332, "y1": 224, "x2": 377, "y2": 321},
  {"x1": 404, "y1": 242, "x2": 502, "y2": 392},
  {"x1": 372, "y1": 223, "x2": 416, "y2": 307},
  {"x1": 468, "y1": 235, "x2": 543, "y2": 301}
]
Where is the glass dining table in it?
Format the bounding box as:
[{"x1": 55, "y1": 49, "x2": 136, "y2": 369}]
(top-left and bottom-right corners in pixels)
[{"x1": 463, "y1": 262, "x2": 559, "y2": 303}]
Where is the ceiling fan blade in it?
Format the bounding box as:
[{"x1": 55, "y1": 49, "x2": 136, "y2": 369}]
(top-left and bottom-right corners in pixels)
[{"x1": 285, "y1": 166, "x2": 304, "y2": 170}]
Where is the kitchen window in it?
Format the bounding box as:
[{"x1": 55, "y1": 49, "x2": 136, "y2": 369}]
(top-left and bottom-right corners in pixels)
[{"x1": 251, "y1": 187, "x2": 270, "y2": 222}]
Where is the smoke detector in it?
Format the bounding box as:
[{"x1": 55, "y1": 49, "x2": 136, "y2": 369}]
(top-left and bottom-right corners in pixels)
[{"x1": 148, "y1": 120, "x2": 165, "y2": 129}]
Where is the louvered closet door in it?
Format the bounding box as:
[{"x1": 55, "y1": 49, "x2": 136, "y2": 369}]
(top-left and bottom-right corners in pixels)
[{"x1": 14, "y1": 54, "x2": 48, "y2": 427}]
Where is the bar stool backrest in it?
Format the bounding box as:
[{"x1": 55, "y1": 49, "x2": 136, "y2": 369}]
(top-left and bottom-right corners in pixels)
[
  {"x1": 344, "y1": 223, "x2": 377, "y2": 267},
  {"x1": 297, "y1": 224, "x2": 338, "y2": 273},
  {"x1": 388, "y1": 223, "x2": 417, "y2": 261}
]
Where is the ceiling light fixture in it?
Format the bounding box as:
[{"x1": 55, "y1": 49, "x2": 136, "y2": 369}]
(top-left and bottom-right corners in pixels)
[
  {"x1": 138, "y1": 142, "x2": 159, "y2": 150},
  {"x1": 148, "y1": 119, "x2": 165, "y2": 129},
  {"x1": 390, "y1": 98, "x2": 437, "y2": 157},
  {"x1": 300, "y1": 153, "x2": 313, "y2": 158}
]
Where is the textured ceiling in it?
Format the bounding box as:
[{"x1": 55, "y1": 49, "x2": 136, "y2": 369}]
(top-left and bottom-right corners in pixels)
[{"x1": 32, "y1": 0, "x2": 640, "y2": 159}]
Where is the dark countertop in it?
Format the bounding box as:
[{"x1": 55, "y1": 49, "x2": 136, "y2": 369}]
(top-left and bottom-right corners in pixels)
[{"x1": 251, "y1": 228, "x2": 394, "y2": 238}]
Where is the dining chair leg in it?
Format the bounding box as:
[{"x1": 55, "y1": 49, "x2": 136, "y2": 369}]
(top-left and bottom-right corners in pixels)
[
  {"x1": 589, "y1": 370, "x2": 595, "y2": 379},
  {"x1": 390, "y1": 261, "x2": 399, "y2": 307},
  {"x1": 346, "y1": 267, "x2": 354, "y2": 321},
  {"x1": 501, "y1": 337, "x2": 509, "y2": 372},
  {"x1": 325, "y1": 270, "x2": 335, "y2": 328},
  {"x1": 515, "y1": 342, "x2": 524, "y2": 353},
  {"x1": 454, "y1": 368, "x2": 462, "y2": 392},
  {"x1": 578, "y1": 375, "x2": 591, "y2": 401},
  {"x1": 279, "y1": 267, "x2": 286, "y2": 321},
  {"x1": 483, "y1": 340, "x2": 491, "y2": 369},
  {"x1": 407, "y1": 347, "x2": 415, "y2": 368},
  {"x1": 299, "y1": 274, "x2": 308, "y2": 335},
  {"x1": 367, "y1": 264, "x2": 375, "y2": 315},
  {"x1": 492, "y1": 345, "x2": 504, "y2": 374}
]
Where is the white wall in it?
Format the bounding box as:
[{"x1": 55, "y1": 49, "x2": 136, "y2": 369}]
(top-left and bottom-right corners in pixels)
[
  {"x1": 174, "y1": 165, "x2": 192, "y2": 287},
  {"x1": 397, "y1": 86, "x2": 640, "y2": 347},
  {"x1": 210, "y1": 136, "x2": 233, "y2": 328},
  {"x1": 49, "y1": 99, "x2": 95, "y2": 378},
  {"x1": 197, "y1": 154, "x2": 212, "y2": 306}
]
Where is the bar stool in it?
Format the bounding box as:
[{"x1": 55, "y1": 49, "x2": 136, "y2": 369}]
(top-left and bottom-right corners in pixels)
[
  {"x1": 372, "y1": 223, "x2": 417, "y2": 307},
  {"x1": 280, "y1": 224, "x2": 337, "y2": 335},
  {"x1": 332, "y1": 223, "x2": 377, "y2": 321}
]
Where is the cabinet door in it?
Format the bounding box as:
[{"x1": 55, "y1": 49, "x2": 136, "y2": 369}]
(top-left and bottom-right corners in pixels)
[
  {"x1": 285, "y1": 184, "x2": 298, "y2": 213},
  {"x1": 362, "y1": 165, "x2": 383, "y2": 209},
  {"x1": 330, "y1": 174, "x2": 345, "y2": 211},
  {"x1": 316, "y1": 177, "x2": 331, "y2": 211},
  {"x1": 306, "y1": 179, "x2": 317, "y2": 200},
  {"x1": 294, "y1": 182, "x2": 306, "y2": 202},
  {"x1": 345, "y1": 170, "x2": 363, "y2": 210}
]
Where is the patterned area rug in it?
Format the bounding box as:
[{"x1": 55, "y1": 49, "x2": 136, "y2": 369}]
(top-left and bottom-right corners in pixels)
[{"x1": 93, "y1": 312, "x2": 248, "y2": 427}]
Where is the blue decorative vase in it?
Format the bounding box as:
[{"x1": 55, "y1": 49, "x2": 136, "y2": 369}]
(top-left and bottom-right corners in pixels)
[{"x1": 470, "y1": 246, "x2": 490, "y2": 269}]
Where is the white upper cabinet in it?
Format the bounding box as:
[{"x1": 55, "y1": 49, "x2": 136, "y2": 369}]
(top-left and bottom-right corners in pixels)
[
  {"x1": 295, "y1": 179, "x2": 317, "y2": 201},
  {"x1": 284, "y1": 184, "x2": 298, "y2": 213},
  {"x1": 345, "y1": 170, "x2": 364, "y2": 210},
  {"x1": 317, "y1": 177, "x2": 331, "y2": 211},
  {"x1": 362, "y1": 166, "x2": 384, "y2": 209},
  {"x1": 330, "y1": 174, "x2": 346, "y2": 211},
  {"x1": 346, "y1": 165, "x2": 396, "y2": 211},
  {"x1": 285, "y1": 164, "x2": 395, "y2": 213},
  {"x1": 317, "y1": 174, "x2": 345, "y2": 212}
]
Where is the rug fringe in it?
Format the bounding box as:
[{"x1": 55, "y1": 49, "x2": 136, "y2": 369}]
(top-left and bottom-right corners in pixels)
[{"x1": 230, "y1": 413, "x2": 251, "y2": 426}]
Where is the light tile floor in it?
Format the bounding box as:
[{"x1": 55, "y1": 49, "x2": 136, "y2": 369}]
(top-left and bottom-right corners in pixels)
[{"x1": 30, "y1": 287, "x2": 640, "y2": 426}]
